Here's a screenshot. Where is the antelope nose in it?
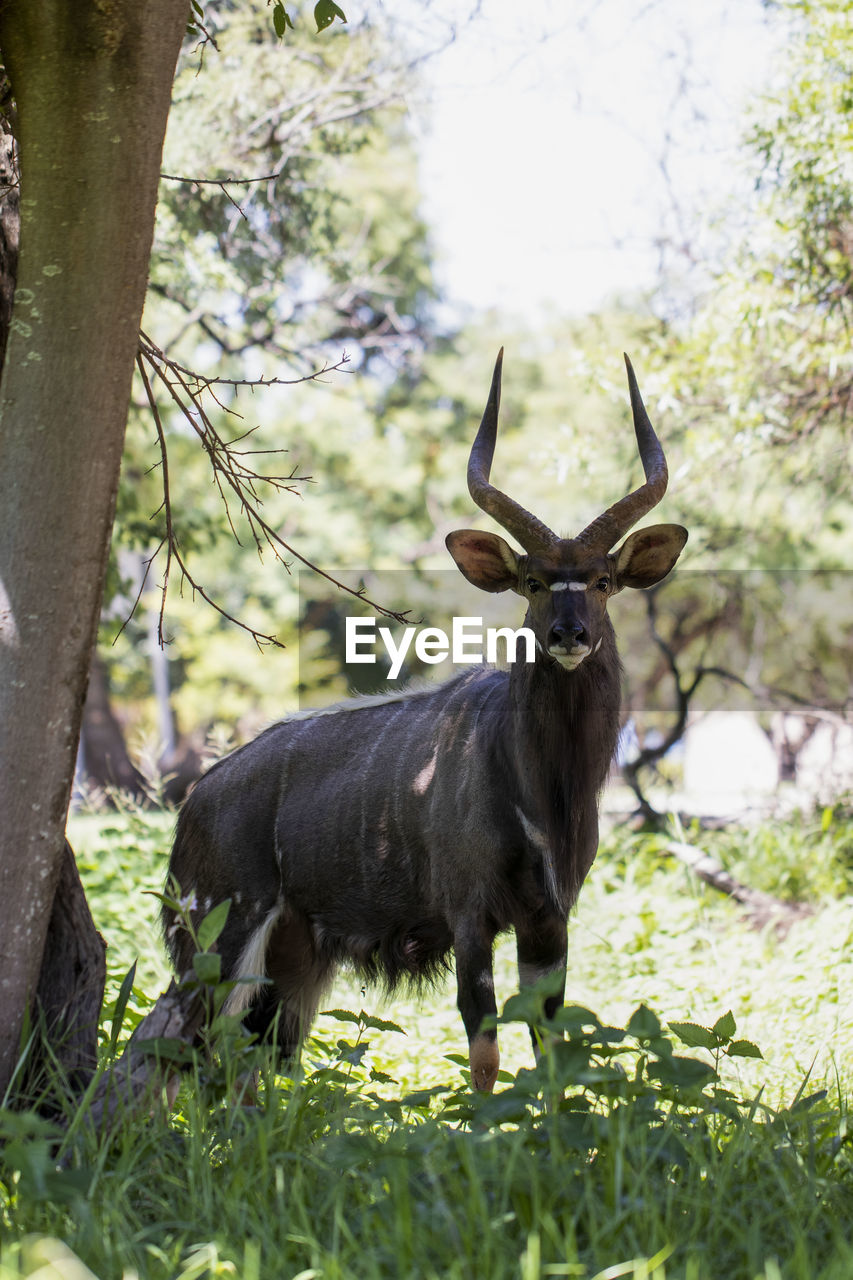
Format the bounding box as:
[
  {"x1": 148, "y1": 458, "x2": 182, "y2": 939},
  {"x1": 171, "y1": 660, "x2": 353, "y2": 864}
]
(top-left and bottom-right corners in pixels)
[{"x1": 549, "y1": 622, "x2": 587, "y2": 650}]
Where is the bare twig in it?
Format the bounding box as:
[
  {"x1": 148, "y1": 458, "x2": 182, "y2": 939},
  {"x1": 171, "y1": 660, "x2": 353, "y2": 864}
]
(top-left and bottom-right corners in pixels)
[
  {"x1": 125, "y1": 332, "x2": 410, "y2": 647},
  {"x1": 159, "y1": 171, "x2": 279, "y2": 222},
  {"x1": 139, "y1": 333, "x2": 351, "y2": 391},
  {"x1": 161, "y1": 171, "x2": 280, "y2": 186},
  {"x1": 136, "y1": 355, "x2": 176, "y2": 646},
  {"x1": 112, "y1": 536, "x2": 166, "y2": 648}
]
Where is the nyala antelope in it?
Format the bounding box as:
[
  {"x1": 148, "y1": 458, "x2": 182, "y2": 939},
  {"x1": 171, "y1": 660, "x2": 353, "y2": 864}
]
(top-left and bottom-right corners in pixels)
[{"x1": 164, "y1": 351, "x2": 687, "y2": 1091}]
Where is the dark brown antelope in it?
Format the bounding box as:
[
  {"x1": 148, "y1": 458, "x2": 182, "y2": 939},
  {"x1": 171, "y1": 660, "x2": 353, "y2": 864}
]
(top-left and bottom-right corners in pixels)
[{"x1": 163, "y1": 351, "x2": 687, "y2": 1091}]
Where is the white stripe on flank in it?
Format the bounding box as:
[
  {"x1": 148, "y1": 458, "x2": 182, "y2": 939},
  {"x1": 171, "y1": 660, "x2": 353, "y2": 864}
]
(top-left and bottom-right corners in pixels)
[
  {"x1": 222, "y1": 903, "x2": 284, "y2": 1017},
  {"x1": 549, "y1": 581, "x2": 586, "y2": 592}
]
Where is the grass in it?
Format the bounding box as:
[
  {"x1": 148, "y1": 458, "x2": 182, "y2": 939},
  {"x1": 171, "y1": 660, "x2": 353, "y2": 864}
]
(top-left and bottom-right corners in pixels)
[{"x1": 0, "y1": 801, "x2": 851, "y2": 1279}]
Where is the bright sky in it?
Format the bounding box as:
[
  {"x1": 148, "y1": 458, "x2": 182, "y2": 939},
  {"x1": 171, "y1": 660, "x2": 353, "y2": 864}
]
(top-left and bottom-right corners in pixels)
[{"x1": 402, "y1": 0, "x2": 776, "y2": 320}]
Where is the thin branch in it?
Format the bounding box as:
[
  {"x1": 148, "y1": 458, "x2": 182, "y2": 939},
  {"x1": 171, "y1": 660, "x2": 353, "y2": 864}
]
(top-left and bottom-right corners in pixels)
[
  {"x1": 139, "y1": 335, "x2": 352, "y2": 391},
  {"x1": 161, "y1": 170, "x2": 280, "y2": 187},
  {"x1": 139, "y1": 349, "x2": 283, "y2": 648},
  {"x1": 112, "y1": 536, "x2": 166, "y2": 647},
  {"x1": 136, "y1": 354, "x2": 177, "y2": 648},
  {"x1": 160, "y1": 171, "x2": 276, "y2": 223},
  {"x1": 127, "y1": 332, "x2": 411, "y2": 648}
]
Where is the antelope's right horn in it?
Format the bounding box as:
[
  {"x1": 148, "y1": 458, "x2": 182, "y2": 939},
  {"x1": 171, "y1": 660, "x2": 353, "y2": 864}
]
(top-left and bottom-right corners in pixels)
[{"x1": 574, "y1": 354, "x2": 669, "y2": 552}]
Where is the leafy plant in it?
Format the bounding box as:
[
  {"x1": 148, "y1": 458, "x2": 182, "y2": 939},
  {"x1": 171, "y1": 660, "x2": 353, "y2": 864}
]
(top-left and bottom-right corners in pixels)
[{"x1": 52, "y1": 801, "x2": 853, "y2": 1277}]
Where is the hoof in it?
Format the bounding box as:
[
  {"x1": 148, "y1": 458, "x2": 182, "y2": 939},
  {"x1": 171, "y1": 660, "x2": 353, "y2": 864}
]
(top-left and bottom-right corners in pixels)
[{"x1": 469, "y1": 1033, "x2": 500, "y2": 1092}]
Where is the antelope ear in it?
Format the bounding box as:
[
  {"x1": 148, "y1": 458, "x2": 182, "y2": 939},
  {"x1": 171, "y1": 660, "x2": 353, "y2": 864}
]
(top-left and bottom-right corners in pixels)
[
  {"x1": 613, "y1": 524, "x2": 688, "y2": 591},
  {"x1": 446, "y1": 530, "x2": 520, "y2": 593}
]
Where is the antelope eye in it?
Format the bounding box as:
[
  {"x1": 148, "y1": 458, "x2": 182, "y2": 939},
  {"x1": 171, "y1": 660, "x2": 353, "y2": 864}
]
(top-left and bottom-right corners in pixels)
[
  {"x1": 596, "y1": 577, "x2": 610, "y2": 592},
  {"x1": 526, "y1": 577, "x2": 543, "y2": 594}
]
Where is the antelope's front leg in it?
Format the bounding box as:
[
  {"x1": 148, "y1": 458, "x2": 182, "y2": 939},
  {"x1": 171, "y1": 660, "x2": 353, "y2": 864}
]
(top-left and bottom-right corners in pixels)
[
  {"x1": 516, "y1": 911, "x2": 568, "y2": 1061},
  {"x1": 455, "y1": 918, "x2": 499, "y2": 1091}
]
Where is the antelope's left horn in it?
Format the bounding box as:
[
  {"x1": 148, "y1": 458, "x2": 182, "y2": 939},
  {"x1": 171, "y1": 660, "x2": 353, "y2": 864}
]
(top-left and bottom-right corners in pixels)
[{"x1": 467, "y1": 349, "x2": 557, "y2": 553}]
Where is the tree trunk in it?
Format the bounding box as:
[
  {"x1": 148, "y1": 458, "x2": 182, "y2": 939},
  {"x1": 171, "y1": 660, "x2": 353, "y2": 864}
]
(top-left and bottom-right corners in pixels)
[
  {"x1": 0, "y1": 0, "x2": 188, "y2": 1097},
  {"x1": 29, "y1": 841, "x2": 107, "y2": 1100},
  {"x1": 80, "y1": 650, "x2": 148, "y2": 801}
]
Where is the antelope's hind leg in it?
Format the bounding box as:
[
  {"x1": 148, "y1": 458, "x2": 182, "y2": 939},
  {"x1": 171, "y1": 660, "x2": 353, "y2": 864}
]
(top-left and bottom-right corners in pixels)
[{"x1": 247, "y1": 911, "x2": 332, "y2": 1064}]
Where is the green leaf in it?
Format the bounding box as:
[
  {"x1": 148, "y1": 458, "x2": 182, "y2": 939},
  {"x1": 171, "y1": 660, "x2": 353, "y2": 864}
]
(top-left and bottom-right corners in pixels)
[
  {"x1": 401, "y1": 1087, "x2": 443, "y2": 1109},
  {"x1": 314, "y1": 0, "x2": 346, "y2": 32},
  {"x1": 443, "y1": 1052, "x2": 469, "y2": 1067},
  {"x1": 357, "y1": 1012, "x2": 407, "y2": 1035},
  {"x1": 138, "y1": 1037, "x2": 196, "y2": 1064},
  {"x1": 627, "y1": 1003, "x2": 662, "y2": 1040},
  {"x1": 197, "y1": 898, "x2": 231, "y2": 951},
  {"x1": 321, "y1": 1007, "x2": 361, "y2": 1025},
  {"x1": 540, "y1": 1003, "x2": 602, "y2": 1037},
  {"x1": 727, "y1": 1038, "x2": 763, "y2": 1060},
  {"x1": 500, "y1": 988, "x2": 548, "y2": 1025},
  {"x1": 336, "y1": 1039, "x2": 369, "y2": 1067},
  {"x1": 649, "y1": 1055, "x2": 717, "y2": 1088},
  {"x1": 108, "y1": 960, "x2": 137, "y2": 1056},
  {"x1": 193, "y1": 951, "x2": 222, "y2": 985},
  {"x1": 712, "y1": 1010, "x2": 738, "y2": 1042},
  {"x1": 787, "y1": 1089, "x2": 828, "y2": 1115},
  {"x1": 668, "y1": 1020, "x2": 717, "y2": 1050},
  {"x1": 574, "y1": 1063, "x2": 629, "y2": 1087},
  {"x1": 369, "y1": 1067, "x2": 396, "y2": 1084},
  {"x1": 468, "y1": 1091, "x2": 532, "y2": 1126},
  {"x1": 209, "y1": 999, "x2": 246, "y2": 1026},
  {"x1": 272, "y1": 3, "x2": 294, "y2": 37},
  {"x1": 311, "y1": 1066, "x2": 352, "y2": 1084},
  {"x1": 647, "y1": 1033, "x2": 675, "y2": 1060}
]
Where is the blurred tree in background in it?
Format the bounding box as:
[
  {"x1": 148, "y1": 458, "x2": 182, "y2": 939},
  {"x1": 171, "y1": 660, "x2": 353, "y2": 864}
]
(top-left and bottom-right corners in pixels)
[
  {"x1": 2, "y1": 0, "x2": 851, "y2": 1103},
  {"x1": 650, "y1": 0, "x2": 853, "y2": 571},
  {"x1": 89, "y1": 0, "x2": 851, "y2": 811},
  {"x1": 95, "y1": 1, "x2": 440, "y2": 777}
]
